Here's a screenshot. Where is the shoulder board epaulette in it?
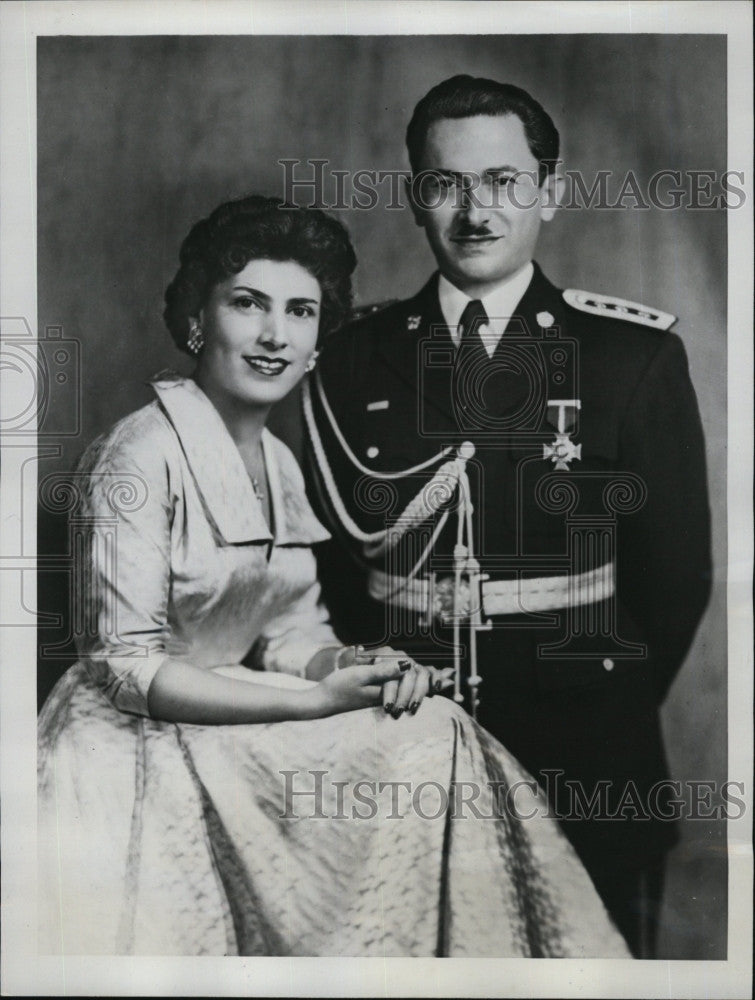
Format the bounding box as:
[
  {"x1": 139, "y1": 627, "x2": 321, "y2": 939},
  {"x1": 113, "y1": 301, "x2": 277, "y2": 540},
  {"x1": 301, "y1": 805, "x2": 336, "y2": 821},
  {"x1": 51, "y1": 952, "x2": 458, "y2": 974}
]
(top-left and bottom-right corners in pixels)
[
  {"x1": 348, "y1": 299, "x2": 398, "y2": 324},
  {"x1": 563, "y1": 288, "x2": 676, "y2": 331}
]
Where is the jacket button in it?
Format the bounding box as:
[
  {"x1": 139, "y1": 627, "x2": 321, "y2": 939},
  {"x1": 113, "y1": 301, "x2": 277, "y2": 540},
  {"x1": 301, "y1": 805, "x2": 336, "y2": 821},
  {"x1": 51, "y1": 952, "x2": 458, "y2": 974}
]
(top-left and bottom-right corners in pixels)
[
  {"x1": 602, "y1": 658, "x2": 615, "y2": 672},
  {"x1": 366, "y1": 446, "x2": 379, "y2": 459}
]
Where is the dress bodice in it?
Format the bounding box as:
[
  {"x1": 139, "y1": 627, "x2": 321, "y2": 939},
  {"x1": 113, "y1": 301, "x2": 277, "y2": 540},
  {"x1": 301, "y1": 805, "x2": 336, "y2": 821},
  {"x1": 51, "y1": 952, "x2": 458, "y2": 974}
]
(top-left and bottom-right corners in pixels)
[{"x1": 76, "y1": 372, "x2": 336, "y2": 716}]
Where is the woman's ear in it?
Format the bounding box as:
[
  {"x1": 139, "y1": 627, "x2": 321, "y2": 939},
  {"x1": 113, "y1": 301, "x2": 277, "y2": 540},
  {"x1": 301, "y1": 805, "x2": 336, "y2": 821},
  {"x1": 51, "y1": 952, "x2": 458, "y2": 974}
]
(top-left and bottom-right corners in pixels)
[{"x1": 187, "y1": 315, "x2": 205, "y2": 356}]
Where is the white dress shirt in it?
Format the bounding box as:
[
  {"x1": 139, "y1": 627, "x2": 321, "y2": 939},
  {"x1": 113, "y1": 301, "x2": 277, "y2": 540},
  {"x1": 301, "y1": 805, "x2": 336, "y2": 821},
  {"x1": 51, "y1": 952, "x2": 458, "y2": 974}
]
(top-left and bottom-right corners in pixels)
[{"x1": 438, "y1": 261, "x2": 534, "y2": 358}]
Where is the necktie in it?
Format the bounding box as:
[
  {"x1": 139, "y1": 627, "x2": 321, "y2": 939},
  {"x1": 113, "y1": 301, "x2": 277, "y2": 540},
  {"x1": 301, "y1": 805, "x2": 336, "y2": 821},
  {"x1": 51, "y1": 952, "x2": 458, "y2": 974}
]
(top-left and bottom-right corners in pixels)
[
  {"x1": 457, "y1": 299, "x2": 490, "y2": 358},
  {"x1": 452, "y1": 299, "x2": 490, "y2": 427}
]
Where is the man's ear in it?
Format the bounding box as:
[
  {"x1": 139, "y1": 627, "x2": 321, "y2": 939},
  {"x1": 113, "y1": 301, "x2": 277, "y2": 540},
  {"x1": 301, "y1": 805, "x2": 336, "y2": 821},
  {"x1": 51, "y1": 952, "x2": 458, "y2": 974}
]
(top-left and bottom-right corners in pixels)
[
  {"x1": 539, "y1": 171, "x2": 564, "y2": 222},
  {"x1": 404, "y1": 174, "x2": 425, "y2": 228}
]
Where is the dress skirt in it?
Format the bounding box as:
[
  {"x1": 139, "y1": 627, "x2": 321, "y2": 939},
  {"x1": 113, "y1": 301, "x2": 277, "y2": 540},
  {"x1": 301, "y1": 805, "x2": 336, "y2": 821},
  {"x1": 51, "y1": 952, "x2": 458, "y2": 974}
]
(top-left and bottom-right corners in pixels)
[{"x1": 38, "y1": 662, "x2": 628, "y2": 958}]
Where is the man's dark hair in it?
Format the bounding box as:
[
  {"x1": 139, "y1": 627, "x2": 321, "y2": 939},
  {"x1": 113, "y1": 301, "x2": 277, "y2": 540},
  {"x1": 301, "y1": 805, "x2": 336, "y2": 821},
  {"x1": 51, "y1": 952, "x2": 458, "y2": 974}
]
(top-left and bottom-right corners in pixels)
[
  {"x1": 164, "y1": 195, "x2": 356, "y2": 354},
  {"x1": 406, "y1": 75, "x2": 560, "y2": 184}
]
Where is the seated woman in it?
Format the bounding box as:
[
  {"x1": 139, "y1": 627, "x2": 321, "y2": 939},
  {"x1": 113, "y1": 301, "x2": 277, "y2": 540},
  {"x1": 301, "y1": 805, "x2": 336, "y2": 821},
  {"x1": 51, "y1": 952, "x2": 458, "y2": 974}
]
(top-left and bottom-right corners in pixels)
[{"x1": 37, "y1": 195, "x2": 629, "y2": 958}]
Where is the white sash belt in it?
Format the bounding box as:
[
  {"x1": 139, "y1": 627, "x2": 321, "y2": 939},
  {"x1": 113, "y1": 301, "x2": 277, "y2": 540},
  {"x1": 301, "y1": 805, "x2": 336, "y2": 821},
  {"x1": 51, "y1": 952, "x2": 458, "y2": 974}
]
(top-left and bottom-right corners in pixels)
[{"x1": 368, "y1": 562, "x2": 615, "y2": 619}]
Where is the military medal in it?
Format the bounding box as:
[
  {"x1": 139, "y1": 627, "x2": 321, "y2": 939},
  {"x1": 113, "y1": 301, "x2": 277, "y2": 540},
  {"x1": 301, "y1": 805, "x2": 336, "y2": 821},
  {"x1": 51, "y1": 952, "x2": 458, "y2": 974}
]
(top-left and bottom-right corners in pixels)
[{"x1": 543, "y1": 399, "x2": 582, "y2": 471}]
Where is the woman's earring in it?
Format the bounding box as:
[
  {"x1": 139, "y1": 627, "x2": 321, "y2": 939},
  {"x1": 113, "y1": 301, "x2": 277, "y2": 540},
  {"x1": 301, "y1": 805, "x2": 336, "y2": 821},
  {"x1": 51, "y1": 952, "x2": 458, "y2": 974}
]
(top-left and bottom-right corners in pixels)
[
  {"x1": 305, "y1": 350, "x2": 320, "y2": 374},
  {"x1": 187, "y1": 321, "x2": 204, "y2": 355}
]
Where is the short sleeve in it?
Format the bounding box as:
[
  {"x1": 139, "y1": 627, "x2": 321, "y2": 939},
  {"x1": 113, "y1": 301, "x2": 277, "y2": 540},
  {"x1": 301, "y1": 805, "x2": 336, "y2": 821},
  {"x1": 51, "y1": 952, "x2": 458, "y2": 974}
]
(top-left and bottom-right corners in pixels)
[{"x1": 75, "y1": 411, "x2": 176, "y2": 716}]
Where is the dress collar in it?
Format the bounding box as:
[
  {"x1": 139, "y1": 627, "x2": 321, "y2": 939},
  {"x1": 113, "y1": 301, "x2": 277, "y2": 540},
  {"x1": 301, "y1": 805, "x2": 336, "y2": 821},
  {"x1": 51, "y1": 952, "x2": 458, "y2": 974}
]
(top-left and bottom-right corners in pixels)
[{"x1": 149, "y1": 371, "x2": 329, "y2": 546}]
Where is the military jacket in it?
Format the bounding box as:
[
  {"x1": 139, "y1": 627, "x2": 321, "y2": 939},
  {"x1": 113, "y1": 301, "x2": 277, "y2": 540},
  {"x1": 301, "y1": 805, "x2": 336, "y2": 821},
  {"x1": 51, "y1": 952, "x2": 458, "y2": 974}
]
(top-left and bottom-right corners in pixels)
[{"x1": 304, "y1": 263, "x2": 712, "y2": 863}]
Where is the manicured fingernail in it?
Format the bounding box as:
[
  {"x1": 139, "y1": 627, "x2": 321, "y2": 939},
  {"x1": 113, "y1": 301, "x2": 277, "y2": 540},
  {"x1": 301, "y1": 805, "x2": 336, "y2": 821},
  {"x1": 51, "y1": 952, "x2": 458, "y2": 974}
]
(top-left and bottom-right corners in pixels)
[
  {"x1": 409, "y1": 702, "x2": 419, "y2": 715},
  {"x1": 384, "y1": 703, "x2": 393, "y2": 713},
  {"x1": 392, "y1": 707, "x2": 404, "y2": 718},
  {"x1": 399, "y1": 660, "x2": 411, "y2": 671}
]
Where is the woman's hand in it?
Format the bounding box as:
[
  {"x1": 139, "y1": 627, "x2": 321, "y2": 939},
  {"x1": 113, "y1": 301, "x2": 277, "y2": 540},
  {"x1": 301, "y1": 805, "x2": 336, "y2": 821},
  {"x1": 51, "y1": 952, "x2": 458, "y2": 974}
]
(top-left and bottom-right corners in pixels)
[
  {"x1": 305, "y1": 658, "x2": 413, "y2": 717},
  {"x1": 306, "y1": 644, "x2": 455, "y2": 719},
  {"x1": 381, "y1": 662, "x2": 455, "y2": 718},
  {"x1": 365, "y1": 647, "x2": 455, "y2": 718}
]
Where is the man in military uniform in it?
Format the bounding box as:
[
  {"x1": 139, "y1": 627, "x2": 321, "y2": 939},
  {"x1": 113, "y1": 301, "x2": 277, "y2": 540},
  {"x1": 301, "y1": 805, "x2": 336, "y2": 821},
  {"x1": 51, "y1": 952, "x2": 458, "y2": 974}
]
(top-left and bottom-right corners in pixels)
[{"x1": 303, "y1": 75, "x2": 711, "y2": 956}]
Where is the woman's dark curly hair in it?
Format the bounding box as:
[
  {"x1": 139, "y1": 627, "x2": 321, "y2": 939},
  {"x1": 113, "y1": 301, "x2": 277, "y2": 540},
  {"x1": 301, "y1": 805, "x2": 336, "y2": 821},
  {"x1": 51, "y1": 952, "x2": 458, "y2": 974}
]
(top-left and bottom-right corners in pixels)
[{"x1": 164, "y1": 195, "x2": 357, "y2": 354}]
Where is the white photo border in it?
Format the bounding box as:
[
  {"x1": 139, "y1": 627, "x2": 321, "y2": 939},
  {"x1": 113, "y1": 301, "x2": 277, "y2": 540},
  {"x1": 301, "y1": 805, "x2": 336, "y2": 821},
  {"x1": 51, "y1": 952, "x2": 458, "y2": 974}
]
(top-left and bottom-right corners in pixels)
[{"x1": 1, "y1": 2, "x2": 752, "y2": 996}]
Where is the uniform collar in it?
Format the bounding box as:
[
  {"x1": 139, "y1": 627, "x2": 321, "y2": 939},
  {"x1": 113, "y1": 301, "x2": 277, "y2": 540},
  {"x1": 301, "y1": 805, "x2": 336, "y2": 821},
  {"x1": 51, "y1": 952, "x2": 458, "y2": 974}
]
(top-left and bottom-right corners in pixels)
[
  {"x1": 369, "y1": 272, "x2": 448, "y2": 388},
  {"x1": 150, "y1": 371, "x2": 329, "y2": 546},
  {"x1": 437, "y1": 261, "x2": 535, "y2": 350},
  {"x1": 507, "y1": 260, "x2": 565, "y2": 334},
  {"x1": 367, "y1": 264, "x2": 567, "y2": 427},
  {"x1": 387, "y1": 263, "x2": 567, "y2": 426}
]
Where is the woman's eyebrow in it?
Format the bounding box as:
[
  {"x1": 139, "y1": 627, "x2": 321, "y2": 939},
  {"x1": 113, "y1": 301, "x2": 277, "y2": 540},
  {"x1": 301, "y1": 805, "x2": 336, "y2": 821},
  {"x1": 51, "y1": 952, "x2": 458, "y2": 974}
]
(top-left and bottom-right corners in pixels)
[
  {"x1": 287, "y1": 297, "x2": 319, "y2": 306},
  {"x1": 232, "y1": 284, "x2": 270, "y2": 302}
]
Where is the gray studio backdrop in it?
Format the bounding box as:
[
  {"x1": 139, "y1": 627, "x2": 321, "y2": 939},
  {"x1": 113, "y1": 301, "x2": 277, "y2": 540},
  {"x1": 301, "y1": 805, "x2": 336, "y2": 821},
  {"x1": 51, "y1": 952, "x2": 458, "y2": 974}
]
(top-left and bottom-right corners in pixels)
[{"x1": 36, "y1": 34, "x2": 727, "y2": 959}]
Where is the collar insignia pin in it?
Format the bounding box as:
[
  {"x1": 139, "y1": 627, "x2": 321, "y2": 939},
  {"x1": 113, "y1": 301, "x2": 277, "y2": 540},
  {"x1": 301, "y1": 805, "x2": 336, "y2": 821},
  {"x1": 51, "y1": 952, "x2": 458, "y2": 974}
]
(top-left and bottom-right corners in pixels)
[
  {"x1": 537, "y1": 310, "x2": 555, "y2": 328},
  {"x1": 407, "y1": 315, "x2": 421, "y2": 330},
  {"x1": 543, "y1": 399, "x2": 582, "y2": 471}
]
